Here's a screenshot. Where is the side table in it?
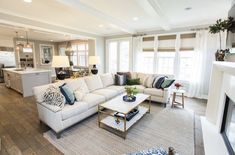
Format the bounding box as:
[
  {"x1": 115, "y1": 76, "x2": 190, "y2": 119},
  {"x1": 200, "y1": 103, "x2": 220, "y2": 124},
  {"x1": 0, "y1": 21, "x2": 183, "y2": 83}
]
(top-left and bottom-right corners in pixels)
[{"x1": 171, "y1": 89, "x2": 185, "y2": 108}]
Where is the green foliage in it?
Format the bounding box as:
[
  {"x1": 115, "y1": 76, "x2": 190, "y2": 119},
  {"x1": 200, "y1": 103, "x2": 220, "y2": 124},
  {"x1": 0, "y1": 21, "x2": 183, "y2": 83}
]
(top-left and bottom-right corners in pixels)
[
  {"x1": 125, "y1": 86, "x2": 139, "y2": 97},
  {"x1": 209, "y1": 17, "x2": 234, "y2": 34}
]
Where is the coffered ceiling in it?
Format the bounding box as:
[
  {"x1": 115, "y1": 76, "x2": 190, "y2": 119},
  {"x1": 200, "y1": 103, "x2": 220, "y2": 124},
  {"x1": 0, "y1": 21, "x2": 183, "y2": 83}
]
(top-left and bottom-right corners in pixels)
[{"x1": 0, "y1": 0, "x2": 232, "y2": 38}]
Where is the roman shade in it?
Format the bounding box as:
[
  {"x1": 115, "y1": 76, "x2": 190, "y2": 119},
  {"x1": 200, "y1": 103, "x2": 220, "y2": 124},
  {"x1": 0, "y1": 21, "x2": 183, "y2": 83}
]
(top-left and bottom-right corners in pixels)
[
  {"x1": 158, "y1": 35, "x2": 176, "y2": 52},
  {"x1": 180, "y1": 33, "x2": 196, "y2": 51},
  {"x1": 142, "y1": 36, "x2": 155, "y2": 52}
]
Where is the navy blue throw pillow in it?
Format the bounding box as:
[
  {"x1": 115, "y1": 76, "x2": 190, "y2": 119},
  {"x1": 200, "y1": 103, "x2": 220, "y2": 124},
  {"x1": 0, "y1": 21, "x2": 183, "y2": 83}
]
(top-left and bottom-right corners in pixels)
[
  {"x1": 152, "y1": 76, "x2": 166, "y2": 89},
  {"x1": 59, "y1": 83, "x2": 75, "y2": 105}
]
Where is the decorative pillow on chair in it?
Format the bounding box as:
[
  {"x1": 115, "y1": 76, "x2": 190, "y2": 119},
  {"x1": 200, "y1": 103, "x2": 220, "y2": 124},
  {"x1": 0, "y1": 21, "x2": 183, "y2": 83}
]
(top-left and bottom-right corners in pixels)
[
  {"x1": 43, "y1": 86, "x2": 66, "y2": 109},
  {"x1": 152, "y1": 76, "x2": 166, "y2": 89},
  {"x1": 161, "y1": 78, "x2": 175, "y2": 88},
  {"x1": 59, "y1": 83, "x2": 75, "y2": 105}
]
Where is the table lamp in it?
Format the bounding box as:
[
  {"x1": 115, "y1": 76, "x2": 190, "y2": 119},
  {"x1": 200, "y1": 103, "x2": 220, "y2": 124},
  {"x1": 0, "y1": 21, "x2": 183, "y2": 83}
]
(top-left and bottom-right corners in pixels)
[
  {"x1": 89, "y1": 56, "x2": 100, "y2": 75},
  {"x1": 52, "y1": 56, "x2": 70, "y2": 80}
]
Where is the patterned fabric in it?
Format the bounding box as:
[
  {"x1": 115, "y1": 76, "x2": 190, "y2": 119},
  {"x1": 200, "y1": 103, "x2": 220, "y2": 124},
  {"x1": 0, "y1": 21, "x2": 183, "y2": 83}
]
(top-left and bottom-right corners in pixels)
[
  {"x1": 153, "y1": 76, "x2": 166, "y2": 89},
  {"x1": 115, "y1": 74, "x2": 126, "y2": 85},
  {"x1": 126, "y1": 147, "x2": 167, "y2": 155},
  {"x1": 43, "y1": 86, "x2": 65, "y2": 108}
]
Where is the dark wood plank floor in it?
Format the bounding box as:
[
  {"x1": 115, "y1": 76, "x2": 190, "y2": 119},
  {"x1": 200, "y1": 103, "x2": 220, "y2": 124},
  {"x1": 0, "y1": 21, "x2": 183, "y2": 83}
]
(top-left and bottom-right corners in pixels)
[{"x1": 0, "y1": 84, "x2": 206, "y2": 155}]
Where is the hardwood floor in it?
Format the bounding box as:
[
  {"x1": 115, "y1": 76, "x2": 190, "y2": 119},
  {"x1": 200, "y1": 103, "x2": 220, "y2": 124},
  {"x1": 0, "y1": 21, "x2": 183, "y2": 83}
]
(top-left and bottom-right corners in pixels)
[{"x1": 0, "y1": 84, "x2": 206, "y2": 155}]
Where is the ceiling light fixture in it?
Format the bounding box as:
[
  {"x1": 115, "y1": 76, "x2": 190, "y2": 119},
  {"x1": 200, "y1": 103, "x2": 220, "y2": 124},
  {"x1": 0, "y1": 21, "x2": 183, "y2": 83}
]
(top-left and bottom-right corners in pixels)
[
  {"x1": 20, "y1": 36, "x2": 24, "y2": 38},
  {"x1": 133, "y1": 17, "x2": 139, "y2": 21},
  {"x1": 24, "y1": 0, "x2": 32, "y2": 3},
  {"x1": 50, "y1": 40, "x2": 54, "y2": 42},
  {"x1": 185, "y1": 7, "x2": 192, "y2": 11}
]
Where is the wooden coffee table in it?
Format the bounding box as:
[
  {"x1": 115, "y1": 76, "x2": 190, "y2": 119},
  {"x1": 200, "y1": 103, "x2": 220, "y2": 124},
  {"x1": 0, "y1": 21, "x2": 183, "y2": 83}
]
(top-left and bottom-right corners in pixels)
[{"x1": 98, "y1": 93, "x2": 151, "y2": 139}]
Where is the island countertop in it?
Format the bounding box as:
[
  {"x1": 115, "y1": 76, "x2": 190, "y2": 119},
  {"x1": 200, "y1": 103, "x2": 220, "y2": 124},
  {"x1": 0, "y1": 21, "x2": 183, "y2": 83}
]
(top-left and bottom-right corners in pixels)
[{"x1": 3, "y1": 68, "x2": 51, "y2": 75}]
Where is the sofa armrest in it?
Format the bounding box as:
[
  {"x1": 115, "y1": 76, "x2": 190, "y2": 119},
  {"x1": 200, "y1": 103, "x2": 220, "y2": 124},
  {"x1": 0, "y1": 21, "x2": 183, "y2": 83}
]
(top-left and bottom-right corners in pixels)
[{"x1": 38, "y1": 102, "x2": 62, "y2": 113}]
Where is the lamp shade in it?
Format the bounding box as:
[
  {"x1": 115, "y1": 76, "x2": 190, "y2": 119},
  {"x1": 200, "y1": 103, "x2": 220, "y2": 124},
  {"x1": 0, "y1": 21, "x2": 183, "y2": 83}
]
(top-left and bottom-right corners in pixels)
[
  {"x1": 52, "y1": 56, "x2": 70, "y2": 68},
  {"x1": 89, "y1": 56, "x2": 100, "y2": 65}
]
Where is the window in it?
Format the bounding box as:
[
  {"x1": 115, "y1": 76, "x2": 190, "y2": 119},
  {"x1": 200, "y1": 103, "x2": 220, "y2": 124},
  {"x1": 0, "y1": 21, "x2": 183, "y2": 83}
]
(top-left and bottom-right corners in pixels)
[
  {"x1": 142, "y1": 52, "x2": 154, "y2": 73},
  {"x1": 157, "y1": 52, "x2": 175, "y2": 74},
  {"x1": 179, "y1": 51, "x2": 194, "y2": 80},
  {"x1": 71, "y1": 42, "x2": 88, "y2": 67},
  {"x1": 108, "y1": 41, "x2": 118, "y2": 73},
  {"x1": 107, "y1": 39, "x2": 131, "y2": 73}
]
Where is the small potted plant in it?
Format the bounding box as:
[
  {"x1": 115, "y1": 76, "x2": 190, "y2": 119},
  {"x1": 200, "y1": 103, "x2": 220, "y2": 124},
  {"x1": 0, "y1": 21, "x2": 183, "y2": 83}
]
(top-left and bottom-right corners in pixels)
[
  {"x1": 123, "y1": 86, "x2": 139, "y2": 102},
  {"x1": 174, "y1": 83, "x2": 182, "y2": 90}
]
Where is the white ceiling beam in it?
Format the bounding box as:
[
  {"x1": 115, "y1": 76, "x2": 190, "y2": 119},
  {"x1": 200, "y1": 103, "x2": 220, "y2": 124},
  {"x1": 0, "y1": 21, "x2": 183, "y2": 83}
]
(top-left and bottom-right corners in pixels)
[
  {"x1": 56, "y1": 0, "x2": 136, "y2": 34},
  {"x1": 137, "y1": 0, "x2": 171, "y2": 31}
]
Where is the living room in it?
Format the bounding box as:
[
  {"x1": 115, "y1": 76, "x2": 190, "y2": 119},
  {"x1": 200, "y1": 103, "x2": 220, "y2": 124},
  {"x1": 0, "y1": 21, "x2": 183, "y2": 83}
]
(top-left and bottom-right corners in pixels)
[{"x1": 0, "y1": 0, "x2": 235, "y2": 155}]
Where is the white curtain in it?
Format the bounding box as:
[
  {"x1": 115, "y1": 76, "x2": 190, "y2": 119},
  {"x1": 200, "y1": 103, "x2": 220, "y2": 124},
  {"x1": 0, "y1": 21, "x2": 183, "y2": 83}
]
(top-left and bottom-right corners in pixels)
[
  {"x1": 187, "y1": 30, "x2": 227, "y2": 99},
  {"x1": 132, "y1": 36, "x2": 143, "y2": 72}
]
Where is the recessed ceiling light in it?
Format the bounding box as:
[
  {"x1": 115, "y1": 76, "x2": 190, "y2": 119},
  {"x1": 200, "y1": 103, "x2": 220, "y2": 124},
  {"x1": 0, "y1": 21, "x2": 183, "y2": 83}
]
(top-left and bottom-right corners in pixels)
[
  {"x1": 133, "y1": 17, "x2": 139, "y2": 21},
  {"x1": 50, "y1": 40, "x2": 53, "y2": 42},
  {"x1": 98, "y1": 24, "x2": 104, "y2": 28},
  {"x1": 24, "y1": 0, "x2": 32, "y2": 3},
  {"x1": 185, "y1": 7, "x2": 192, "y2": 11},
  {"x1": 20, "y1": 36, "x2": 24, "y2": 38}
]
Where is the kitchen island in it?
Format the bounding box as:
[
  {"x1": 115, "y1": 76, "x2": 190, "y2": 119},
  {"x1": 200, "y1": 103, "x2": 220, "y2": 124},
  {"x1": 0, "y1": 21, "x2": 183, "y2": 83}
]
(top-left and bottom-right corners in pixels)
[{"x1": 3, "y1": 68, "x2": 51, "y2": 97}]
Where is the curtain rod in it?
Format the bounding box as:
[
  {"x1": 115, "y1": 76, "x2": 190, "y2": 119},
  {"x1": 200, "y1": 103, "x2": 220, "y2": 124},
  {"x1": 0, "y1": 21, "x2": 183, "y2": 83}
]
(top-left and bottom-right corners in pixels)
[{"x1": 132, "y1": 27, "x2": 209, "y2": 37}]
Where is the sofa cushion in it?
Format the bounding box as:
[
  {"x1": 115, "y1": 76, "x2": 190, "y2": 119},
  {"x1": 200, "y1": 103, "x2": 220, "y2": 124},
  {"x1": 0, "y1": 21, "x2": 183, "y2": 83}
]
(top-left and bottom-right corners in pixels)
[
  {"x1": 61, "y1": 101, "x2": 88, "y2": 120},
  {"x1": 82, "y1": 93, "x2": 105, "y2": 108},
  {"x1": 153, "y1": 76, "x2": 166, "y2": 89},
  {"x1": 84, "y1": 75, "x2": 103, "y2": 91},
  {"x1": 33, "y1": 81, "x2": 65, "y2": 103},
  {"x1": 92, "y1": 88, "x2": 118, "y2": 100},
  {"x1": 161, "y1": 78, "x2": 175, "y2": 88},
  {"x1": 131, "y1": 85, "x2": 146, "y2": 93},
  {"x1": 99, "y1": 73, "x2": 114, "y2": 87},
  {"x1": 106, "y1": 85, "x2": 125, "y2": 94},
  {"x1": 65, "y1": 78, "x2": 89, "y2": 93},
  {"x1": 144, "y1": 88, "x2": 164, "y2": 97}
]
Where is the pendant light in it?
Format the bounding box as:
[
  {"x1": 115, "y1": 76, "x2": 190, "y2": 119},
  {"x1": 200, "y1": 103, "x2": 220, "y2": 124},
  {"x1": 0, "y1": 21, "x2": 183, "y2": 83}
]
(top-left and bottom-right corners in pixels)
[
  {"x1": 15, "y1": 32, "x2": 24, "y2": 51},
  {"x1": 15, "y1": 31, "x2": 20, "y2": 51},
  {"x1": 25, "y1": 31, "x2": 31, "y2": 48},
  {"x1": 65, "y1": 41, "x2": 74, "y2": 56}
]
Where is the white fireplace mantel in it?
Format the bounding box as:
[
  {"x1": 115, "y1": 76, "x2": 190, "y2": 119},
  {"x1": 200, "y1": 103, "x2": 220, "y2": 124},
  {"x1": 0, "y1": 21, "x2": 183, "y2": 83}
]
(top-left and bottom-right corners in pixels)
[{"x1": 202, "y1": 61, "x2": 235, "y2": 155}]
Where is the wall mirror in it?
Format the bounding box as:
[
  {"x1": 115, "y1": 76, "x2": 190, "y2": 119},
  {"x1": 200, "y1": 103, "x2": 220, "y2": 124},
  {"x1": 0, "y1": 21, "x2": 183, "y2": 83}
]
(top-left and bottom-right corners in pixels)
[{"x1": 39, "y1": 44, "x2": 54, "y2": 65}]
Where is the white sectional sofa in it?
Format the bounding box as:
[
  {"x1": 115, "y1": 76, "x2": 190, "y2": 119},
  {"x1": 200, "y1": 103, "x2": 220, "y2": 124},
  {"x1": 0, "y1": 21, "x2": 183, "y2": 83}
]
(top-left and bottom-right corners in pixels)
[{"x1": 33, "y1": 72, "x2": 172, "y2": 138}]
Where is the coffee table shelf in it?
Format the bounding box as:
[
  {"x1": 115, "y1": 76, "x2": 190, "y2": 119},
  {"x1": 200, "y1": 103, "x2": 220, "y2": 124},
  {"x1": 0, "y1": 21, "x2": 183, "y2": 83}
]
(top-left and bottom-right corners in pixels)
[
  {"x1": 98, "y1": 93, "x2": 151, "y2": 139},
  {"x1": 100, "y1": 106, "x2": 148, "y2": 132}
]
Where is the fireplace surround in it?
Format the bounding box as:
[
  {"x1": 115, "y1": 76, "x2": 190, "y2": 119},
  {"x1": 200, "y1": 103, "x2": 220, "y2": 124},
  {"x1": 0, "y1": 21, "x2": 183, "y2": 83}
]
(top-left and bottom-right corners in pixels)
[
  {"x1": 221, "y1": 96, "x2": 235, "y2": 155},
  {"x1": 201, "y1": 61, "x2": 235, "y2": 155}
]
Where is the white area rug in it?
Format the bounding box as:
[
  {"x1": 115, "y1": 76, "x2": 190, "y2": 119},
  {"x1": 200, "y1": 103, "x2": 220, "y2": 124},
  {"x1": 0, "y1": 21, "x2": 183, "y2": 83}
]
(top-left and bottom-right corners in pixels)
[{"x1": 44, "y1": 105, "x2": 194, "y2": 155}]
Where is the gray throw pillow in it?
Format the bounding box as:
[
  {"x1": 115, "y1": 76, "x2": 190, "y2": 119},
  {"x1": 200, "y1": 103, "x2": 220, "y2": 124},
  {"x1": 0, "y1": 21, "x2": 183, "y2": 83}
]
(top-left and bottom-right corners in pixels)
[
  {"x1": 43, "y1": 86, "x2": 65, "y2": 108},
  {"x1": 115, "y1": 74, "x2": 125, "y2": 86}
]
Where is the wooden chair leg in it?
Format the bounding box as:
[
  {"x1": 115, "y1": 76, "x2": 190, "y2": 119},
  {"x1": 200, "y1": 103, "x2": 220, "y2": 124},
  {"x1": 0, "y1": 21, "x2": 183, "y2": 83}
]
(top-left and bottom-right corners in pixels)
[{"x1": 182, "y1": 93, "x2": 184, "y2": 108}]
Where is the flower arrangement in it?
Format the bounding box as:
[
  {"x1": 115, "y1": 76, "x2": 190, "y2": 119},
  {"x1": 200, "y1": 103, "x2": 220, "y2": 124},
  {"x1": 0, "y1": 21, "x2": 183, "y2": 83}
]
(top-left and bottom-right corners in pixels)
[
  {"x1": 125, "y1": 86, "x2": 138, "y2": 97},
  {"x1": 174, "y1": 83, "x2": 182, "y2": 90}
]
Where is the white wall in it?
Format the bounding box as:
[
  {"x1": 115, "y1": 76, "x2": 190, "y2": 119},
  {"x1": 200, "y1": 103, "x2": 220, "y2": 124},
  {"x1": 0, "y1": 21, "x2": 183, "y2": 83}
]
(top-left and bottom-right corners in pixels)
[
  {"x1": 88, "y1": 37, "x2": 105, "y2": 74},
  {"x1": 0, "y1": 36, "x2": 14, "y2": 47}
]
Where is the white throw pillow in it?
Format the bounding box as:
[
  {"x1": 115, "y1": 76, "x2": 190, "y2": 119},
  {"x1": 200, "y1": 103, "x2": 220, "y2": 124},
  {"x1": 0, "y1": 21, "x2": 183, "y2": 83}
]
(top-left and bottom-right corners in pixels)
[
  {"x1": 99, "y1": 73, "x2": 114, "y2": 87},
  {"x1": 84, "y1": 75, "x2": 103, "y2": 91},
  {"x1": 137, "y1": 73, "x2": 149, "y2": 85},
  {"x1": 74, "y1": 90, "x2": 85, "y2": 101},
  {"x1": 145, "y1": 75, "x2": 155, "y2": 88},
  {"x1": 65, "y1": 78, "x2": 89, "y2": 93}
]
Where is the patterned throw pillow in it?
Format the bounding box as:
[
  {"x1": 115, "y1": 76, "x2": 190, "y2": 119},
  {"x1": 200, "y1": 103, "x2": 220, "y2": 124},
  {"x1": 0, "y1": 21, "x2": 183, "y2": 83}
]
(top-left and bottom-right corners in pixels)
[
  {"x1": 115, "y1": 74, "x2": 125, "y2": 86},
  {"x1": 152, "y1": 76, "x2": 166, "y2": 89},
  {"x1": 145, "y1": 75, "x2": 156, "y2": 88},
  {"x1": 43, "y1": 86, "x2": 65, "y2": 109}
]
